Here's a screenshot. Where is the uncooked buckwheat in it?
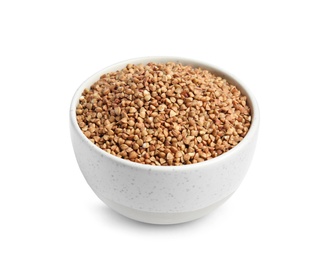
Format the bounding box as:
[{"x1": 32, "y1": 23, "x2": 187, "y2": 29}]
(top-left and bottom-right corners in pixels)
[{"x1": 76, "y1": 62, "x2": 251, "y2": 166}]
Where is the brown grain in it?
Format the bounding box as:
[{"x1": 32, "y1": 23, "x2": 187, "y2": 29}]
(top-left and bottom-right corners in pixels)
[{"x1": 76, "y1": 62, "x2": 251, "y2": 166}]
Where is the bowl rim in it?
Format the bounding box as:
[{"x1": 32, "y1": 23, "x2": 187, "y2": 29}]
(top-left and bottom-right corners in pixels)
[{"x1": 70, "y1": 56, "x2": 260, "y2": 171}]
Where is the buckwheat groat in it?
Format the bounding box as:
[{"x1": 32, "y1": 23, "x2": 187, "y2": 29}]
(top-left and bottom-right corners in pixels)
[{"x1": 76, "y1": 62, "x2": 251, "y2": 166}]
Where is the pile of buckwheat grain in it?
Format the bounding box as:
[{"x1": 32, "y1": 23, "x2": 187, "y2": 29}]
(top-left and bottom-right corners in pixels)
[{"x1": 76, "y1": 62, "x2": 251, "y2": 166}]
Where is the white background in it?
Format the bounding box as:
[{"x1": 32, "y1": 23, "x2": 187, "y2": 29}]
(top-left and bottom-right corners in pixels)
[{"x1": 1, "y1": 0, "x2": 329, "y2": 259}]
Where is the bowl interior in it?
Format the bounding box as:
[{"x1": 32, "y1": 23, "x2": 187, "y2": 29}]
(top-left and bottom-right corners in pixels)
[{"x1": 70, "y1": 56, "x2": 259, "y2": 170}]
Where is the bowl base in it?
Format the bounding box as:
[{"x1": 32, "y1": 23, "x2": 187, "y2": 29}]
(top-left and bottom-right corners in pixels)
[{"x1": 95, "y1": 192, "x2": 234, "y2": 225}]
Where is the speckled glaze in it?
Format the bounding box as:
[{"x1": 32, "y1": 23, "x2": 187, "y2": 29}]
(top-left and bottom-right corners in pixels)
[{"x1": 70, "y1": 57, "x2": 260, "y2": 224}]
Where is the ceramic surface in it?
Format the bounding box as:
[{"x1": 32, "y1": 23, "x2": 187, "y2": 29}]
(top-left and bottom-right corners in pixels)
[{"x1": 70, "y1": 57, "x2": 260, "y2": 224}]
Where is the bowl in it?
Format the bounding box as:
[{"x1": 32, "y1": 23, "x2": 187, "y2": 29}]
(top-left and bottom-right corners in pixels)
[{"x1": 70, "y1": 56, "x2": 260, "y2": 224}]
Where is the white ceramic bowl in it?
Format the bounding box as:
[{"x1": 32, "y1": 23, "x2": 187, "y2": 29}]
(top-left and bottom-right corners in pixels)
[{"x1": 70, "y1": 57, "x2": 260, "y2": 224}]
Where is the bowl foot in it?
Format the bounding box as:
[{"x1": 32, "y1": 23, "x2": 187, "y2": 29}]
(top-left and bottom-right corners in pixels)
[{"x1": 95, "y1": 192, "x2": 234, "y2": 225}]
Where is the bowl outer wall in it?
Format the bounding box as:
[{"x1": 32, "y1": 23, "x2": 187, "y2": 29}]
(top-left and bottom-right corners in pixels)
[{"x1": 70, "y1": 56, "x2": 260, "y2": 213}]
